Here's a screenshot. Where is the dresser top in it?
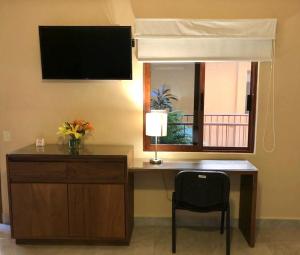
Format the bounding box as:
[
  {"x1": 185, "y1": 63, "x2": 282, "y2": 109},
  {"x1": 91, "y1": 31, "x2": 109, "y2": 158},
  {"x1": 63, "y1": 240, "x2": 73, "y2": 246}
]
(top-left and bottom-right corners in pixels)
[{"x1": 7, "y1": 144, "x2": 133, "y2": 158}]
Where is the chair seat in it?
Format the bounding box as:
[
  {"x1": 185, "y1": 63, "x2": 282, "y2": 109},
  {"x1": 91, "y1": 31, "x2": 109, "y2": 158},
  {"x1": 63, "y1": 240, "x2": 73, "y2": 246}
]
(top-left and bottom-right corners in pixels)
[{"x1": 175, "y1": 200, "x2": 226, "y2": 213}]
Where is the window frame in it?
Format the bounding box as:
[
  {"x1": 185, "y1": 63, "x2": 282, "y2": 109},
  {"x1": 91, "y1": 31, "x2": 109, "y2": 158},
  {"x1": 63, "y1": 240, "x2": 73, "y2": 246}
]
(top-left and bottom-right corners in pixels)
[{"x1": 143, "y1": 62, "x2": 258, "y2": 153}]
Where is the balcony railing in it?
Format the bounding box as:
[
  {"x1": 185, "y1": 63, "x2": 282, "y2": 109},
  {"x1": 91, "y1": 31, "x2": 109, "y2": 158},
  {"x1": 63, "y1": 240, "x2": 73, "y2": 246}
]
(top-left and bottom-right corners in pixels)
[
  {"x1": 169, "y1": 114, "x2": 249, "y2": 147},
  {"x1": 203, "y1": 114, "x2": 249, "y2": 147}
]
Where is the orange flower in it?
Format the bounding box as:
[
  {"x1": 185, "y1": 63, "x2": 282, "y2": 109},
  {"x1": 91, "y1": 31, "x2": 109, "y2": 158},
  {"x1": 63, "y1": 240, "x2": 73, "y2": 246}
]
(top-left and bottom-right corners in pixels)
[
  {"x1": 57, "y1": 120, "x2": 93, "y2": 139},
  {"x1": 86, "y1": 122, "x2": 93, "y2": 130},
  {"x1": 73, "y1": 119, "x2": 84, "y2": 126}
]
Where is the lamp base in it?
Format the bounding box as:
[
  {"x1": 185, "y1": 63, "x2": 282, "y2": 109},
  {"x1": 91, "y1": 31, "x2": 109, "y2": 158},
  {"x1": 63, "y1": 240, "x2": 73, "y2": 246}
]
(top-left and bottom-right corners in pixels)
[{"x1": 150, "y1": 158, "x2": 163, "y2": 164}]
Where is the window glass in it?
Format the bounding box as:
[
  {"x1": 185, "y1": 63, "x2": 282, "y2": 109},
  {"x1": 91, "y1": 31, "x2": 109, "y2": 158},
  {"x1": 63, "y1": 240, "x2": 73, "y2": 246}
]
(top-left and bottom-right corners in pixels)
[
  {"x1": 150, "y1": 63, "x2": 195, "y2": 145},
  {"x1": 143, "y1": 62, "x2": 257, "y2": 152},
  {"x1": 203, "y1": 62, "x2": 251, "y2": 147}
]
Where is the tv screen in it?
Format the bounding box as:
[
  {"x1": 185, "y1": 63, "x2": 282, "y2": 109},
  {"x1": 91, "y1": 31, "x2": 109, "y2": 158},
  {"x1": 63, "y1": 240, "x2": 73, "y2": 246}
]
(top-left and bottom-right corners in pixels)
[{"x1": 39, "y1": 26, "x2": 132, "y2": 80}]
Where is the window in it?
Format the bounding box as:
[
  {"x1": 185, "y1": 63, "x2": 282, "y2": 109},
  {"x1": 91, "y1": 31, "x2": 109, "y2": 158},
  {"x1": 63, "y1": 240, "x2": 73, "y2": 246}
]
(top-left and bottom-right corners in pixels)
[{"x1": 143, "y1": 62, "x2": 258, "y2": 153}]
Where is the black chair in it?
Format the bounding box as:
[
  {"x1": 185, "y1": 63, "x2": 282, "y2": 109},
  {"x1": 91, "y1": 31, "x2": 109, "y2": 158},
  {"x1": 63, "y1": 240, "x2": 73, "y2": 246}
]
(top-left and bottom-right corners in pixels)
[{"x1": 172, "y1": 171, "x2": 231, "y2": 255}]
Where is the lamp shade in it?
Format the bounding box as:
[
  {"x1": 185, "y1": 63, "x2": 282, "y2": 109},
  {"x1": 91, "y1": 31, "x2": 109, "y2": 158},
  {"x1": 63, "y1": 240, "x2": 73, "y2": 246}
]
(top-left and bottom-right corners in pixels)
[{"x1": 146, "y1": 110, "x2": 168, "y2": 137}]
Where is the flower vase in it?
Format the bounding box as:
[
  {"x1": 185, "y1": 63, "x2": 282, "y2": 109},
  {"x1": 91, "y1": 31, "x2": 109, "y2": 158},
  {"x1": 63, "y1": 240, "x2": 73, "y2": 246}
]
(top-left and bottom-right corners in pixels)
[{"x1": 69, "y1": 138, "x2": 81, "y2": 153}]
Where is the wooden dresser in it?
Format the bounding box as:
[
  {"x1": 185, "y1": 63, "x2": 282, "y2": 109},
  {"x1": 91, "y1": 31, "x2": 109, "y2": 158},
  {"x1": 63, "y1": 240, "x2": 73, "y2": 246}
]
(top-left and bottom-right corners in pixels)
[{"x1": 6, "y1": 144, "x2": 134, "y2": 244}]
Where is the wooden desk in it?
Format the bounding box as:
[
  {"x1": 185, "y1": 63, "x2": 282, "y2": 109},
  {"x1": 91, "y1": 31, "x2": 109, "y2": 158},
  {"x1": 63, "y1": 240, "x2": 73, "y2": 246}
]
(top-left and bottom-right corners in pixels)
[{"x1": 129, "y1": 159, "x2": 257, "y2": 247}]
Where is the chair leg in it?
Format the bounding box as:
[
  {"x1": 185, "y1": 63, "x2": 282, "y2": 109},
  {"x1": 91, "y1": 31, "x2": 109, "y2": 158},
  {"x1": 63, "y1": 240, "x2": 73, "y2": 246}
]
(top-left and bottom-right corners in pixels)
[
  {"x1": 172, "y1": 197, "x2": 176, "y2": 253},
  {"x1": 226, "y1": 206, "x2": 231, "y2": 255},
  {"x1": 220, "y1": 210, "x2": 225, "y2": 234}
]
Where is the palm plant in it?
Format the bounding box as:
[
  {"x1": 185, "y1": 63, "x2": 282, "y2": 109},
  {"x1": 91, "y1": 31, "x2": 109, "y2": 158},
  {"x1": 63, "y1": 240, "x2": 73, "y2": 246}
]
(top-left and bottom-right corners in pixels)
[
  {"x1": 150, "y1": 84, "x2": 178, "y2": 112},
  {"x1": 159, "y1": 111, "x2": 192, "y2": 144},
  {"x1": 150, "y1": 85, "x2": 192, "y2": 144}
]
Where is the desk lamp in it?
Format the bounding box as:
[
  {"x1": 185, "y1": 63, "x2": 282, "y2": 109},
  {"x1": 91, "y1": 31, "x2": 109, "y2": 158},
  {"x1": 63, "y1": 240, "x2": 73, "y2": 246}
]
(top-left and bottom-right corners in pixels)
[{"x1": 146, "y1": 110, "x2": 168, "y2": 164}]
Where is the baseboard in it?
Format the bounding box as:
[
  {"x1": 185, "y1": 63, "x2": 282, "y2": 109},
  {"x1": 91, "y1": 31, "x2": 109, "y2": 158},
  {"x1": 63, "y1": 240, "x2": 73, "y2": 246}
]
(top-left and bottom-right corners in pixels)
[
  {"x1": 2, "y1": 213, "x2": 9, "y2": 225},
  {"x1": 134, "y1": 217, "x2": 300, "y2": 229},
  {"x1": 134, "y1": 216, "x2": 240, "y2": 228},
  {"x1": 256, "y1": 219, "x2": 300, "y2": 228}
]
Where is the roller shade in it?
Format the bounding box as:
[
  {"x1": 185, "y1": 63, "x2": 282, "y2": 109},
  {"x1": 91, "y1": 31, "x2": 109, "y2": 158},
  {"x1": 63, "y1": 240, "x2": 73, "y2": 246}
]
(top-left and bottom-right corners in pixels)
[{"x1": 135, "y1": 19, "x2": 277, "y2": 62}]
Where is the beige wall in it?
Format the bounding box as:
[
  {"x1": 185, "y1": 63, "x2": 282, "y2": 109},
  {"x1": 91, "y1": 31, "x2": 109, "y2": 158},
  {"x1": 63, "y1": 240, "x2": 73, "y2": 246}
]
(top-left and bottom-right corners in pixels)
[{"x1": 1, "y1": 0, "x2": 300, "y2": 223}]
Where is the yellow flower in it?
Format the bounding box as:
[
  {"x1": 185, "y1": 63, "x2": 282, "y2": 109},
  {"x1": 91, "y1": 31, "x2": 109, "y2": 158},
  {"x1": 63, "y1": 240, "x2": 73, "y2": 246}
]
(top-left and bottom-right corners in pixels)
[{"x1": 57, "y1": 120, "x2": 92, "y2": 139}]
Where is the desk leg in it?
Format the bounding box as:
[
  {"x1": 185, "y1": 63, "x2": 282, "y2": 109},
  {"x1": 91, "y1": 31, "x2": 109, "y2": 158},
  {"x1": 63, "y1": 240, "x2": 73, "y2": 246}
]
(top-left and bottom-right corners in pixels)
[{"x1": 239, "y1": 173, "x2": 257, "y2": 247}]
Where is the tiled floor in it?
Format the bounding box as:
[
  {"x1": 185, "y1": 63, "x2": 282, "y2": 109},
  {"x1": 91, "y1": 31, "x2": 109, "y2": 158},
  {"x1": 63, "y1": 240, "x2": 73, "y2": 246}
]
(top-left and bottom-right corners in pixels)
[{"x1": 0, "y1": 223, "x2": 299, "y2": 255}]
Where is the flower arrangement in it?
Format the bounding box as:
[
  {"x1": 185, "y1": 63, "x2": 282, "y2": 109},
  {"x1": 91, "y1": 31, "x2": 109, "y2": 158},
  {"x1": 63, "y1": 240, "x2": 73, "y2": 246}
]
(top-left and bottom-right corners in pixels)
[{"x1": 57, "y1": 120, "x2": 93, "y2": 140}]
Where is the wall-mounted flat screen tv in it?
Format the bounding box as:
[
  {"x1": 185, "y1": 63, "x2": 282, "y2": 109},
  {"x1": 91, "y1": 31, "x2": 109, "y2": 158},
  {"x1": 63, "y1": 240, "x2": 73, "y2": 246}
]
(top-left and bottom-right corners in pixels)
[{"x1": 39, "y1": 26, "x2": 132, "y2": 80}]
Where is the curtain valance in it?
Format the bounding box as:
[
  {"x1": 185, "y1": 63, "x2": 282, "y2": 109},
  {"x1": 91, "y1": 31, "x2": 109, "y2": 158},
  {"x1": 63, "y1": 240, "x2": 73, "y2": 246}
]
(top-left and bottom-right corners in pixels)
[{"x1": 135, "y1": 19, "x2": 277, "y2": 61}]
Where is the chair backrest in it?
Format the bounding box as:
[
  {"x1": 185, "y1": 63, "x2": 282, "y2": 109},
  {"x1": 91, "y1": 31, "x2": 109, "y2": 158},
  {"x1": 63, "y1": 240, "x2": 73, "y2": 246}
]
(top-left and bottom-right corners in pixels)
[{"x1": 174, "y1": 171, "x2": 230, "y2": 211}]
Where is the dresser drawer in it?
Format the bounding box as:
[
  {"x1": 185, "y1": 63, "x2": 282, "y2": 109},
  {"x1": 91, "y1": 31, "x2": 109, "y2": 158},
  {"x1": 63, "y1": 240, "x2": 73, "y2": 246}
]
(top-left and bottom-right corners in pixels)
[
  {"x1": 8, "y1": 162, "x2": 66, "y2": 182},
  {"x1": 67, "y1": 161, "x2": 125, "y2": 183}
]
